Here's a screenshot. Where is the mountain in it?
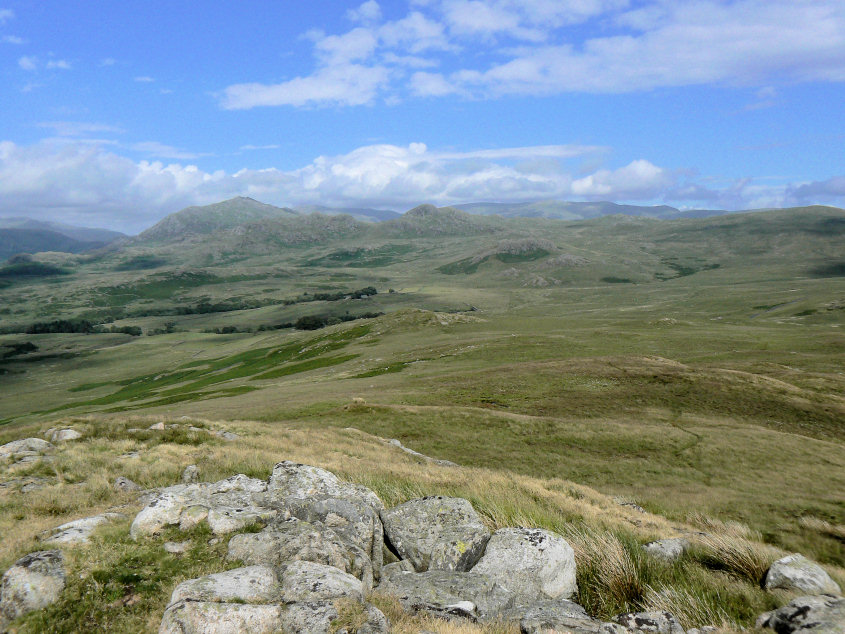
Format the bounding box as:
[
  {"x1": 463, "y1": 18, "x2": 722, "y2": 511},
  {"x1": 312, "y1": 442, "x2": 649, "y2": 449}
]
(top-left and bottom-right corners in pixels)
[
  {"x1": 0, "y1": 228, "x2": 109, "y2": 261},
  {"x1": 375, "y1": 203, "x2": 503, "y2": 237},
  {"x1": 293, "y1": 205, "x2": 401, "y2": 223},
  {"x1": 454, "y1": 200, "x2": 723, "y2": 220},
  {"x1": 137, "y1": 197, "x2": 299, "y2": 243},
  {"x1": 0, "y1": 217, "x2": 126, "y2": 244}
]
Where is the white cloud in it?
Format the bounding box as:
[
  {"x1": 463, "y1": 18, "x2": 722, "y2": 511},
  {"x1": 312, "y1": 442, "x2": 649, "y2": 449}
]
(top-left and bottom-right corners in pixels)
[
  {"x1": 347, "y1": 0, "x2": 382, "y2": 23},
  {"x1": 1, "y1": 139, "x2": 842, "y2": 234},
  {"x1": 220, "y1": 64, "x2": 390, "y2": 109},
  {"x1": 2, "y1": 35, "x2": 25, "y2": 44},
  {"x1": 131, "y1": 141, "x2": 209, "y2": 160},
  {"x1": 46, "y1": 59, "x2": 72, "y2": 70},
  {"x1": 134, "y1": 76, "x2": 154, "y2": 82},
  {"x1": 315, "y1": 27, "x2": 378, "y2": 64},
  {"x1": 18, "y1": 55, "x2": 37, "y2": 71},
  {"x1": 37, "y1": 121, "x2": 125, "y2": 137},
  {"x1": 100, "y1": 57, "x2": 116, "y2": 66},
  {"x1": 240, "y1": 144, "x2": 281, "y2": 151},
  {"x1": 0, "y1": 8, "x2": 13, "y2": 24}
]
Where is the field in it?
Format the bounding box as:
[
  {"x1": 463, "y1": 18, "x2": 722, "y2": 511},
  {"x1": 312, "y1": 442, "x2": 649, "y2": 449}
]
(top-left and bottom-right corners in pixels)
[{"x1": 0, "y1": 204, "x2": 843, "y2": 631}]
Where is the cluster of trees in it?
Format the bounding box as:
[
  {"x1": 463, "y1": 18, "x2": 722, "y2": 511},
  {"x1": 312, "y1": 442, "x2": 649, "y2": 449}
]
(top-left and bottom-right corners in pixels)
[
  {"x1": 23, "y1": 320, "x2": 142, "y2": 336},
  {"x1": 292, "y1": 311, "x2": 384, "y2": 331},
  {"x1": 1, "y1": 341, "x2": 38, "y2": 359}
]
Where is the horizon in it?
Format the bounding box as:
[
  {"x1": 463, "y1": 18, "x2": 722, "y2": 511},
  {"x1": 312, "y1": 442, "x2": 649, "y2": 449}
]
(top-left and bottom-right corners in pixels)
[{"x1": 1, "y1": 1, "x2": 844, "y2": 232}]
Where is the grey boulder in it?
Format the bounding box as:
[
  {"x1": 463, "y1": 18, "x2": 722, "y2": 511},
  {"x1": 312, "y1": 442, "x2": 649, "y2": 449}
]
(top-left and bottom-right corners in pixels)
[
  {"x1": 281, "y1": 600, "x2": 389, "y2": 633},
  {"x1": 471, "y1": 527, "x2": 578, "y2": 600},
  {"x1": 159, "y1": 600, "x2": 284, "y2": 634},
  {"x1": 279, "y1": 560, "x2": 363, "y2": 602},
  {"x1": 41, "y1": 512, "x2": 126, "y2": 545},
  {"x1": 267, "y1": 461, "x2": 384, "y2": 511},
  {"x1": 643, "y1": 538, "x2": 688, "y2": 562},
  {"x1": 227, "y1": 517, "x2": 374, "y2": 589},
  {"x1": 765, "y1": 554, "x2": 841, "y2": 595},
  {"x1": 168, "y1": 565, "x2": 279, "y2": 606},
  {"x1": 0, "y1": 438, "x2": 53, "y2": 459},
  {"x1": 376, "y1": 569, "x2": 515, "y2": 620},
  {"x1": 757, "y1": 594, "x2": 845, "y2": 634},
  {"x1": 380, "y1": 496, "x2": 490, "y2": 572},
  {"x1": 519, "y1": 599, "x2": 627, "y2": 634},
  {"x1": 0, "y1": 550, "x2": 66, "y2": 626}
]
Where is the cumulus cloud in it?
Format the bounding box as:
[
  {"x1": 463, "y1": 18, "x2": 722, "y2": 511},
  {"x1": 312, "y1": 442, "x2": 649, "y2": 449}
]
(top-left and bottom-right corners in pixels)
[
  {"x1": 2, "y1": 35, "x2": 25, "y2": 44},
  {"x1": 0, "y1": 8, "x2": 12, "y2": 24},
  {"x1": 46, "y1": 59, "x2": 72, "y2": 70},
  {"x1": 1, "y1": 140, "x2": 842, "y2": 234},
  {"x1": 134, "y1": 75, "x2": 154, "y2": 82},
  {"x1": 219, "y1": 0, "x2": 845, "y2": 108}
]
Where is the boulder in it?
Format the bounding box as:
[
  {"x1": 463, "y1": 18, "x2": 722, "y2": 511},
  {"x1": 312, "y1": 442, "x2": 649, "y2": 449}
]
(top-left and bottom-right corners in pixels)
[
  {"x1": 227, "y1": 517, "x2": 374, "y2": 589},
  {"x1": 114, "y1": 476, "x2": 142, "y2": 492},
  {"x1": 380, "y1": 496, "x2": 490, "y2": 572},
  {"x1": 0, "y1": 550, "x2": 66, "y2": 625},
  {"x1": 0, "y1": 438, "x2": 53, "y2": 458},
  {"x1": 643, "y1": 538, "x2": 688, "y2": 562},
  {"x1": 168, "y1": 565, "x2": 279, "y2": 606},
  {"x1": 280, "y1": 600, "x2": 389, "y2": 633},
  {"x1": 267, "y1": 461, "x2": 383, "y2": 511},
  {"x1": 765, "y1": 554, "x2": 841, "y2": 595},
  {"x1": 206, "y1": 506, "x2": 275, "y2": 535},
  {"x1": 179, "y1": 505, "x2": 210, "y2": 531},
  {"x1": 149, "y1": 422, "x2": 165, "y2": 431},
  {"x1": 376, "y1": 569, "x2": 515, "y2": 620},
  {"x1": 214, "y1": 430, "x2": 239, "y2": 441},
  {"x1": 49, "y1": 429, "x2": 82, "y2": 443},
  {"x1": 757, "y1": 594, "x2": 845, "y2": 633},
  {"x1": 130, "y1": 490, "x2": 187, "y2": 539},
  {"x1": 182, "y1": 464, "x2": 199, "y2": 484},
  {"x1": 471, "y1": 527, "x2": 577, "y2": 600},
  {"x1": 279, "y1": 560, "x2": 364, "y2": 603},
  {"x1": 285, "y1": 495, "x2": 384, "y2": 577},
  {"x1": 41, "y1": 512, "x2": 126, "y2": 545},
  {"x1": 519, "y1": 599, "x2": 626, "y2": 634},
  {"x1": 614, "y1": 611, "x2": 685, "y2": 634},
  {"x1": 159, "y1": 600, "x2": 285, "y2": 634}
]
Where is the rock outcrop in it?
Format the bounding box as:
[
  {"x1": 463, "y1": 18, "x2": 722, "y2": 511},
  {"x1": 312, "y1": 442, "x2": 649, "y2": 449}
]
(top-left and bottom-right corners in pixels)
[{"x1": 757, "y1": 594, "x2": 845, "y2": 633}]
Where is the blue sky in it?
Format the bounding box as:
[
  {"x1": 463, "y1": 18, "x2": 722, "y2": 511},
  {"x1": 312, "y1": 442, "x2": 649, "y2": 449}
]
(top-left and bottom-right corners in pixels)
[{"x1": 1, "y1": 0, "x2": 844, "y2": 232}]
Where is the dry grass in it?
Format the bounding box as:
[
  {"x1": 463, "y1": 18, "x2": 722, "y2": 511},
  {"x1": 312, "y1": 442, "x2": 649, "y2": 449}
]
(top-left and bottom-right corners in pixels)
[
  {"x1": 369, "y1": 593, "x2": 519, "y2": 634},
  {"x1": 689, "y1": 531, "x2": 779, "y2": 586},
  {"x1": 643, "y1": 584, "x2": 733, "y2": 630},
  {"x1": 800, "y1": 516, "x2": 845, "y2": 541}
]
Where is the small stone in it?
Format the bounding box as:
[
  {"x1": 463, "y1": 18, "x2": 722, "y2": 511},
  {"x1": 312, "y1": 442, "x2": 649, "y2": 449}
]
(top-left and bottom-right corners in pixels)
[
  {"x1": 114, "y1": 476, "x2": 142, "y2": 492},
  {"x1": 149, "y1": 422, "x2": 165, "y2": 431},
  {"x1": 643, "y1": 538, "x2": 688, "y2": 562},
  {"x1": 614, "y1": 611, "x2": 685, "y2": 634},
  {"x1": 214, "y1": 430, "x2": 238, "y2": 441},
  {"x1": 182, "y1": 465, "x2": 199, "y2": 484},
  {"x1": 164, "y1": 541, "x2": 191, "y2": 555},
  {"x1": 50, "y1": 429, "x2": 82, "y2": 443},
  {"x1": 119, "y1": 451, "x2": 140, "y2": 459},
  {"x1": 41, "y1": 513, "x2": 125, "y2": 545}
]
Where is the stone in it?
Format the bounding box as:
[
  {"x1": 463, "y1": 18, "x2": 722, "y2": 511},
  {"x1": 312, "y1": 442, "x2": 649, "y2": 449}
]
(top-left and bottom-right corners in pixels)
[
  {"x1": 41, "y1": 512, "x2": 125, "y2": 545},
  {"x1": 159, "y1": 600, "x2": 285, "y2": 634},
  {"x1": 614, "y1": 611, "x2": 685, "y2": 634},
  {"x1": 285, "y1": 494, "x2": 384, "y2": 578},
  {"x1": 182, "y1": 464, "x2": 199, "y2": 484},
  {"x1": 130, "y1": 491, "x2": 186, "y2": 539},
  {"x1": 179, "y1": 505, "x2": 209, "y2": 531},
  {"x1": 206, "y1": 506, "x2": 275, "y2": 535},
  {"x1": 280, "y1": 601, "x2": 389, "y2": 634},
  {"x1": 757, "y1": 595, "x2": 845, "y2": 633},
  {"x1": 279, "y1": 560, "x2": 364, "y2": 602},
  {"x1": 148, "y1": 422, "x2": 165, "y2": 431},
  {"x1": 214, "y1": 430, "x2": 239, "y2": 441},
  {"x1": 376, "y1": 569, "x2": 515, "y2": 620},
  {"x1": 50, "y1": 429, "x2": 82, "y2": 443},
  {"x1": 380, "y1": 560, "x2": 416, "y2": 582},
  {"x1": 168, "y1": 565, "x2": 280, "y2": 606},
  {"x1": 518, "y1": 599, "x2": 620, "y2": 634},
  {"x1": 0, "y1": 438, "x2": 53, "y2": 458},
  {"x1": 164, "y1": 541, "x2": 191, "y2": 555},
  {"x1": 765, "y1": 554, "x2": 841, "y2": 595},
  {"x1": 114, "y1": 476, "x2": 142, "y2": 492},
  {"x1": 643, "y1": 538, "x2": 688, "y2": 562},
  {"x1": 471, "y1": 527, "x2": 578, "y2": 600},
  {"x1": 0, "y1": 550, "x2": 66, "y2": 625},
  {"x1": 267, "y1": 460, "x2": 384, "y2": 511},
  {"x1": 227, "y1": 517, "x2": 374, "y2": 589},
  {"x1": 380, "y1": 496, "x2": 490, "y2": 572}
]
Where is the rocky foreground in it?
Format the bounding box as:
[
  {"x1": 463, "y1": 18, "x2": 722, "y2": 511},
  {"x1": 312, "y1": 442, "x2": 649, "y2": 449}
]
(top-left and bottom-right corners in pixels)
[{"x1": 0, "y1": 432, "x2": 843, "y2": 633}]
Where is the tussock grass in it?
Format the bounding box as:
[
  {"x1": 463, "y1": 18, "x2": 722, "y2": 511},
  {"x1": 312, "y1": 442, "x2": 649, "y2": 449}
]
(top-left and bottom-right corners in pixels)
[
  {"x1": 800, "y1": 516, "x2": 845, "y2": 541},
  {"x1": 688, "y1": 531, "x2": 778, "y2": 586}
]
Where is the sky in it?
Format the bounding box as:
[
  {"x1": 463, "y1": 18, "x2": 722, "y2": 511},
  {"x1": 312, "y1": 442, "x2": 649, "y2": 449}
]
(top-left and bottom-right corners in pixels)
[{"x1": 1, "y1": 0, "x2": 844, "y2": 233}]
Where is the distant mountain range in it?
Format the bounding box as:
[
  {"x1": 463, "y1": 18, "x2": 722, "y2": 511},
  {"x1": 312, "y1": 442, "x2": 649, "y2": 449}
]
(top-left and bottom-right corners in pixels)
[
  {"x1": 0, "y1": 218, "x2": 126, "y2": 261},
  {"x1": 452, "y1": 200, "x2": 726, "y2": 220}
]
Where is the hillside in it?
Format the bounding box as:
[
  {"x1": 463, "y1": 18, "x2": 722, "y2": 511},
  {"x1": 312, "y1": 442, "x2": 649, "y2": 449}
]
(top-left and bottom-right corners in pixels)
[
  {"x1": 0, "y1": 202, "x2": 843, "y2": 632},
  {"x1": 137, "y1": 197, "x2": 298, "y2": 243},
  {"x1": 0, "y1": 228, "x2": 103, "y2": 261},
  {"x1": 0, "y1": 218, "x2": 126, "y2": 245}
]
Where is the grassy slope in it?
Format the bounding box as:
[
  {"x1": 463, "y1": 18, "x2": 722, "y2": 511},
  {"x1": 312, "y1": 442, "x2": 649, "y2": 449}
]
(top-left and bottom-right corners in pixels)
[{"x1": 0, "y1": 206, "x2": 843, "y2": 609}]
